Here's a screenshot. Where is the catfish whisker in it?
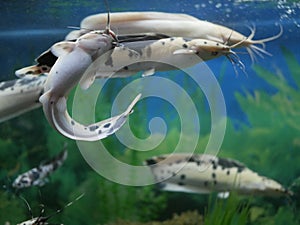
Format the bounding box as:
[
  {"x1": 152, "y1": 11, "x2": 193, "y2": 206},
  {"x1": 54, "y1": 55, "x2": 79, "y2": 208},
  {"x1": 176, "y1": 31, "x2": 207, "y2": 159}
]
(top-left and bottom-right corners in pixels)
[{"x1": 226, "y1": 51, "x2": 247, "y2": 76}]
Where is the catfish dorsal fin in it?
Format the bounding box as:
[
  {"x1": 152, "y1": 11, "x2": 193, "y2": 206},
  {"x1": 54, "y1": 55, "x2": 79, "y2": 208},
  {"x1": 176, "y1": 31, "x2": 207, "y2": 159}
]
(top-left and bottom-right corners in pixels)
[{"x1": 51, "y1": 41, "x2": 76, "y2": 57}]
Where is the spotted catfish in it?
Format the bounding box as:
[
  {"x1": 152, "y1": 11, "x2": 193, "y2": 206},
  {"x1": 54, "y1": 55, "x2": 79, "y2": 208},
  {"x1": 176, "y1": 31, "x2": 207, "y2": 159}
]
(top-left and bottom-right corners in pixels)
[
  {"x1": 145, "y1": 154, "x2": 292, "y2": 198},
  {"x1": 16, "y1": 36, "x2": 244, "y2": 90},
  {"x1": 39, "y1": 29, "x2": 141, "y2": 141},
  {"x1": 66, "y1": 11, "x2": 283, "y2": 62},
  {"x1": 80, "y1": 36, "x2": 246, "y2": 89},
  {"x1": 0, "y1": 76, "x2": 46, "y2": 123},
  {"x1": 12, "y1": 148, "x2": 67, "y2": 189}
]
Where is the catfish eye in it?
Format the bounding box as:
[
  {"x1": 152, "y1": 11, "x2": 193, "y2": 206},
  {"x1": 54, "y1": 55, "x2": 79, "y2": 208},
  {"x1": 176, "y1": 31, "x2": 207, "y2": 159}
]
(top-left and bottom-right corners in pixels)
[{"x1": 211, "y1": 51, "x2": 218, "y2": 56}]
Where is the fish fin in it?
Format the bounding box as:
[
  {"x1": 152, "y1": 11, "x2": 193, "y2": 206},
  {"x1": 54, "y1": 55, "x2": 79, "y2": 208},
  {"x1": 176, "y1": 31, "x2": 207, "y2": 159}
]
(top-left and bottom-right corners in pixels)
[
  {"x1": 15, "y1": 65, "x2": 43, "y2": 78},
  {"x1": 50, "y1": 94, "x2": 141, "y2": 141},
  {"x1": 142, "y1": 68, "x2": 155, "y2": 77},
  {"x1": 79, "y1": 75, "x2": 96, "y2": 90},
  {"x1": 39, "y1": 90, "x2": 51, "y2": 106},
  {"x1": 217, "y1": 192, "x2": 230, "y2": 199},
  {"x1": 173, "y1": 49, "x2": 197, "y2": 55},
  {"x1": 160, "y1": 182, "x2": 212, "y2": 194},
  {"x1": 51, "y1": 41, "x2": 76, "y2": 56}
]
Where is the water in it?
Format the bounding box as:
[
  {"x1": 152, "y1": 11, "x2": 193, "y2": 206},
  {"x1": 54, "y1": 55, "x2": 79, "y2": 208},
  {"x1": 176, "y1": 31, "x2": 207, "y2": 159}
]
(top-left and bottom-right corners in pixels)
[
  {"x1": 1, "y1": 0, "x2": 299, "y2": 120},
  {"x1": 0, "y1": 1, "x2": 300, "y2": 224}
]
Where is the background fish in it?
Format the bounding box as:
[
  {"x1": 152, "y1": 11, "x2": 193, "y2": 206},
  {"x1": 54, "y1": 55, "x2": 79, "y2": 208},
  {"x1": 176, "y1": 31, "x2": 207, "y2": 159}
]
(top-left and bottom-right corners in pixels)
[
  {"x1": 12, "y1": 147, "x2": 68, "y2": 189},
  {"x1": 145, "y1": 153, "x2": 292, "y2": 198}
]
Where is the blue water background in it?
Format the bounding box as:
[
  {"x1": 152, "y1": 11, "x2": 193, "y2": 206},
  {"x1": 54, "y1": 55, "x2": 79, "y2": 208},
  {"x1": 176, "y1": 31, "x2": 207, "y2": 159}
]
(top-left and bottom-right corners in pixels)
[{"x1": 0, "y1": 0, "x2": 299, "y2": 123}]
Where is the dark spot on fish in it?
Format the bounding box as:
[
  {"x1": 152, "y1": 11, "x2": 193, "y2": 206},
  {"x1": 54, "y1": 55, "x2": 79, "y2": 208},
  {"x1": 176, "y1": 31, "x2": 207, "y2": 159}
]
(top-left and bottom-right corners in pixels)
[
  {"x1": 123, "y1": 66, "x2": 128, "y2": 70},
  {"x1": 84, "y1": 127, "x2": 87, "y2": 130},
  {"x1": 216, "y1": 43, "x2": 219, "y2": 46},
  {"x1": 178, "y1": 182, "x2": 185, "y2": 186},
  {"x1": 204, "y1": 181, "x2": 208, "y2": 187},
  {"x1": 180, "y1": 174, "x2": 186, "y2": 180},
  {"x1": 204, "y1": 41, "x2": 207, "y2": 44},
  {"x1": 218, "y1": 158, "x2": 245, "y2": 172},
  {"x1": 105, "y1": 56, "x2": 113, "y2": 67},
  {"x1": 161, "y1": 41, "x2": 165, "y2": 45},
  {"x1": 172, "y1": 172, "x2": 176, "y2": 177},
  {"x1": 226, "y1": 170, "x2": 230, "y2": 175},
  {"x1": 146, "y1": 47, "x2": 152, "y2": 58},
  {"x1": 20, "y1": 89, "x2": 23, "y2": 93},
  {"x1": 170, "y1": 38, "x2": 175, "y2": 41},
  {"x1": 197, "y1": 161, "x2": 201, "y2": 166},
  {"x1": 145, "y1": 159, "x2": 157, "y2": 165},
  {"x1": 98, "y1": 129, "x2": 102, "y2": 134},
  {"x1": 128, "y1": 51, "x2": 134, "y2": 58},
  {"x1": 188, "y1": 157, "x2": 195, "y2": 163},
  {"x1": 41, "y1": 66, "x2": 48, "y2": 71},
  {"x1": 0, "y1": 80, "x2": 16, "y2": 91},
  {"x1": 71, "y1": 120, "x2": 75, "y2": 126},
  {"x1": 10, "y1": 87, "x2": 14, "y2": 91},
  {"x1": 237, "y1": 167, "x2": 243, "y2": 173},
  {"x1": 31, "y1": 171, "x2": 40, "y2": 179},
  {"x1": 182, "y1": 38, "x2": 191, "y2": 42},
  {"x1": 176, "y1": 160, "x2": 182, "y2": 164},
  {"x1": 212, "y1": 164, "x2": 217, "y2": 170},
  {"x1": 182, "y1": 43, "x2": 188, "y2": 48},
  {"x1": 104, "y1": 123, "x2": 111, "y2": 128},
  {"x1": 26, "y1": 71, "x2": 33, "y2": 74},
  {"x1": 214, "y1": 180, "x2": 217, "y2": 185},
  {"x1": 212, "y1": 173, "x2": 216, "y2": 179},
  {"x1": 89, "y1": 125, "x2": 99, "y2": 132}
]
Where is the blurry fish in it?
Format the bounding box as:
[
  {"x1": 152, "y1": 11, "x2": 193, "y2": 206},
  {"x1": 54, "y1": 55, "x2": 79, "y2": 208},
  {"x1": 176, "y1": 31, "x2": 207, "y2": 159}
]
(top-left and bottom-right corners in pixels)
[
  {"x1": 17, "y1": 193, "x2": 84, "y2": 225},
  {"x1": 66, "y1": 11, "x2": 283, "y2": 62},
  {"x1": 0, "y1": 76, "x2": 45, "y2": 123},
  {"x1": 145, "y1": 154, "x2": 292, "y2": 198},
  {"x1": 12, "y1": 147, "x2": 68, "y2": 189}
]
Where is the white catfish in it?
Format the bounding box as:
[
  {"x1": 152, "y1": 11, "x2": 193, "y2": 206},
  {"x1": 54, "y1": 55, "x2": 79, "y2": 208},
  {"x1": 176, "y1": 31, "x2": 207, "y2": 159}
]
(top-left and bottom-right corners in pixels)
[
  {"x1": 145, "y1": 154, "x2": 292, "y2": 198},
  {"x1": 39, "y1": 30, "x2": 141, "y2": 141},
  {"x1": 66, "y1": 11, "x2": 283, "y2": 61}
]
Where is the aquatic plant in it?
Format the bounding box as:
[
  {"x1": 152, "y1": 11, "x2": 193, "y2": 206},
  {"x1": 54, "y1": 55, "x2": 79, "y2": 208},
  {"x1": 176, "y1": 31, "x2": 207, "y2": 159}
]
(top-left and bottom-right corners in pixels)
[
  {"x1": 103, "y1": 210, "x2": 203, "y2": 225},
  {"x1": 204, "y1": 194, "x2": 250, "y2": 225},
  {"x1": 222, "y1": 46, "x2": 300, "y2": 185},
  {"x1": 219, "y1": 47, "x2": 300, "y2": 224}
]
